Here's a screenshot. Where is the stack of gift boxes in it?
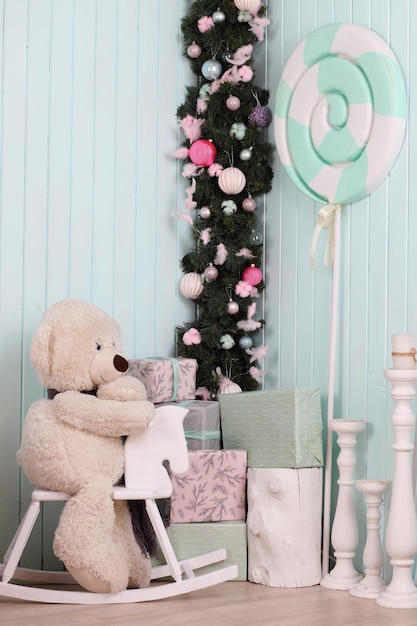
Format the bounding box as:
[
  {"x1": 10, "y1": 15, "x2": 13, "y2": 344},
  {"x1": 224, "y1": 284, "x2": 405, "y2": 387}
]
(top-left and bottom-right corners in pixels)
[{"x1": 127, "y1": 357, "x2": 324, "y2": 586}]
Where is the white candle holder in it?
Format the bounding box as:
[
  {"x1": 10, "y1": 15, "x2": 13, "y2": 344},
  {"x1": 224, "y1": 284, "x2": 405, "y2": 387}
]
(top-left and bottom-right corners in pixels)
[
  {"x1": 349, "y1": 479, "x2": 391, "y2": 599},
  {"x1": 321, "y1": 419, "x2": 366, "y2": 590},
  {"x1": 376, "y1": 369, "x2": 417, "y2": 609}
]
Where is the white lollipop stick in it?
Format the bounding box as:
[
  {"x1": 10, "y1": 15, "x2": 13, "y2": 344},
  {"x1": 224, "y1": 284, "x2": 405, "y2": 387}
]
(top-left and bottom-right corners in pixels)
[{"x1": 322, "y1": 207, "x2": 341, "y2": 576}]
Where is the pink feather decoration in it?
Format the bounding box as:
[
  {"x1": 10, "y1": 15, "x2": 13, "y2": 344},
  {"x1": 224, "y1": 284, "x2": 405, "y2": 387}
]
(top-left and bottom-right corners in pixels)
[
  {"x1": 170, "y1": 212, "x2": 194, "y2": 225},
  {"x1": 195, "y1": 386, "x2": 212, "y2": 401},
  {"x1": 249, "y1": 16, "x2": 270, "y2": 41},
  {"x1": 214, "y1": 243, "x2": 228, "y2": 265},
  {"x1": 185, "y1": 178, "x2": 197, "y2": 210},
  {"x1": 209, "y1": 80, "x2": 221, "y2": 95},
  {"x1": 179, "y1": 114, "x2": 204, "y2": 142},
  {"x1": 246, "y1": 344, "x2": 268, "y2": 364},
  {"x1": 235, "y1": 248, "x2": 255, "y2": 259},
  {"x1": 182, "y1": 163, "x2": 204, "y2": 178},
  {"x1": 227, "y1": 44, "x2": 253, "y2": 66},
  {"x1": 182, "y1": 327, "x2": 201, "y2": 346},
  {"x1": 208, "y1": 163, "x2": 223, "y2": 177},
  {"x1": 237, "y1": 302, "x2": 261, "y2": 331},
  {"x1": 249, "y1": 366, "x2": 265, "y2": 382},
  {"x1": 199, "y1": 228, "x2": 212, "y2": 244},
  {"x1": 235, "y1": 280, "x2": 253, "y2": 298},
  {"x1": 197, "y1": 15, "x2": 214, "y2": 32},
  {"x1": 196, "y1": 96, "x2": 209, "y2": 113},
  {"x1": 171, "y1": 146, "x2": 189, "y2": 159},
  {"x1": 238, "y1": 65, "x2": 254, "y2": 82}
]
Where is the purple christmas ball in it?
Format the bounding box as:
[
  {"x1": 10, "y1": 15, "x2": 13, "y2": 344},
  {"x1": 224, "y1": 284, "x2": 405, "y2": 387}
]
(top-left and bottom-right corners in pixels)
[{"x1": 248, "y1": 105, "x2": 272, "y2": 128}]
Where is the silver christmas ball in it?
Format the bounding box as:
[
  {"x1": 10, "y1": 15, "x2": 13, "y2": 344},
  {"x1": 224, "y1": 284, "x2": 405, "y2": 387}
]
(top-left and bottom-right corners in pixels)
[
  {"x1": 202, "y1": 59, "x2": 222, "y2": 81},
  {"x1": 212, "y1": 9, "x2": 226, "y2": 24},
  {"x1": 248, "y1": 229, "x2": 263, "y2": 245},
  {"x1": 240, "y1": 148, "x2": 252, "y2": 161},
  {"x1": 239, "y1": 335, "x2": 253, "y2": 349}
]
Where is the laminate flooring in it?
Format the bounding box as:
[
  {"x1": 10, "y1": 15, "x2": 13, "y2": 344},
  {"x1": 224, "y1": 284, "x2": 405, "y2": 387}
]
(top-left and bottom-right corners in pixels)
[{"x1": 1, "y1": 581, "x2": 417, "y2": 626}]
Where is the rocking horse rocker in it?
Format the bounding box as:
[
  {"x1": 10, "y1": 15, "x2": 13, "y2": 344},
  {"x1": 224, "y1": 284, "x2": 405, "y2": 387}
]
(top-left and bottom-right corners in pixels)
[{"x1": 0, "y1": 299, "x2": 237, "y2": 604}]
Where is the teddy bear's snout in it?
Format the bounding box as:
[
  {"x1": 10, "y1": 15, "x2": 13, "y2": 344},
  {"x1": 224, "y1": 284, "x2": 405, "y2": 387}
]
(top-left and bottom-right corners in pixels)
[{"x1": 113, "y1": 354, "x2": 128, "y2": 373}]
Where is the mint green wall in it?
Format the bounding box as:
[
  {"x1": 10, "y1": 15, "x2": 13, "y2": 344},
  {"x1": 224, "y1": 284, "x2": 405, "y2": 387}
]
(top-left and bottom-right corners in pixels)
[{"x1": 0, "y1": 0, "x2": 416, "y2": 577}]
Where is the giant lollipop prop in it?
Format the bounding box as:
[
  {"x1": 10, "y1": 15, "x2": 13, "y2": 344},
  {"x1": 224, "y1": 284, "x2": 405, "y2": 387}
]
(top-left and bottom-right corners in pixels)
[{"x1": 274, "y1": 23, "x2": 407, "y2": 577}]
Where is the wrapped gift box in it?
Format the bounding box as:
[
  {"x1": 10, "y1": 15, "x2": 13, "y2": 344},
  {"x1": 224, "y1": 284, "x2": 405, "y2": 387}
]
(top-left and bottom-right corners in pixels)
[
  {"x1": 219, "y1": 387, "x2": 323, "y2": 469},
  {"x1": 157, "y1": 400, "x2": 221, "y2": 450},
  {"x1": 127, "y1": 357, "x2": 197, "y2": 403},
  {"x1": 169, "y1": 449, "x2": 247, "y2": 523},
  {"x1": 152, "y1": 521, "x2": 247, "y2": 581}
]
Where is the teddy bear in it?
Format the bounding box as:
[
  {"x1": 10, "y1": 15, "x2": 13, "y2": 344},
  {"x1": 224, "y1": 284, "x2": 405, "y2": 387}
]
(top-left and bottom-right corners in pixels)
[{"x1": 16, "y1": 298, "x2": 156, "y2": 594}]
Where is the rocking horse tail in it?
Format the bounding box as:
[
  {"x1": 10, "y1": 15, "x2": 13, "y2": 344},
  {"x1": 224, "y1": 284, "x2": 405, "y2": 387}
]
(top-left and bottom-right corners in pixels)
[{"x1": 128, "y1": 501, "x2": 157, "y2": 558}]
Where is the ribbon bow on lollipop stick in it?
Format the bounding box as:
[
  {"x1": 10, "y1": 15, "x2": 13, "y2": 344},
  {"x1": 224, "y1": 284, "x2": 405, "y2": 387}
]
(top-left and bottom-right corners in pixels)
[{"x1": 310, "y1": 204, "x2": 342, "y2": 269}]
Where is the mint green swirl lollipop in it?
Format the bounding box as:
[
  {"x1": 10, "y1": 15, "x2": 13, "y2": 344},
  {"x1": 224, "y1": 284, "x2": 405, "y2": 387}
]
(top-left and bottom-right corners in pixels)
[{"x1": 275, "y1": 23, "x2": 407, "y2": 205}]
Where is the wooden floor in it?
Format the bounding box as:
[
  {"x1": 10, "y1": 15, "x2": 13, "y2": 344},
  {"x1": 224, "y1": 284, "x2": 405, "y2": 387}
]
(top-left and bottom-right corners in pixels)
[{"x1": 1, "y1": 581, "x2": 417, "y2": 626}]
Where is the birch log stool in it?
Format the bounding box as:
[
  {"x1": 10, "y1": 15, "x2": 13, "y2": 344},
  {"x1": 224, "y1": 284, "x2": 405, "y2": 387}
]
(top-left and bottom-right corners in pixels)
[{"x1": 246, "y1": 468, "x2": 322, "y2": 587}]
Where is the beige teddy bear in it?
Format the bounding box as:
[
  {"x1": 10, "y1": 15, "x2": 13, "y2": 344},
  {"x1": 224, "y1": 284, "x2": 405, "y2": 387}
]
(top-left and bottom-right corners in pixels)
[{"x1": 16, "y1": 298, "x2": 155, "y2": 594}]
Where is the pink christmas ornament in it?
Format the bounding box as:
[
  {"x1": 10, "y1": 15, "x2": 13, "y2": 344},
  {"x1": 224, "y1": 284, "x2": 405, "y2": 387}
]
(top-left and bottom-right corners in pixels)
[
  {"x1": 200, "y1": 206, "x2": 211, "y2": 219},
  {"x1": 204, "y1": 263, "x2": 219, "y2": 281},
  {"x1": 218, "y1": 166, "x2": 246, "y2": 195},
  {"x1": 187, "y1": 42, "x2": 202, "y2": 58},
  {"x1": 226, "y1": 95, "x2": 241, "y2": 110},
  {"x1": 242, "y1": 196, "x2": 257, "y2": 212},
  {"x1": 189, "y1": 139, "x2": 217, "y2": 166},
  {"x1": 227, "y1": 300, "x2": 240, "y2": 315},
  {"x1": 242, "y1": 264, "x2": 262, "y2": 286}
]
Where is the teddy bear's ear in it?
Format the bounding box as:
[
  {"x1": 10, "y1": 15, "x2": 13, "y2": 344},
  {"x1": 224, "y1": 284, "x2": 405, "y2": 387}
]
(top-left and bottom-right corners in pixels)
[{"x1": 30, "y1": 321, "x2": 54, "y2": 379}]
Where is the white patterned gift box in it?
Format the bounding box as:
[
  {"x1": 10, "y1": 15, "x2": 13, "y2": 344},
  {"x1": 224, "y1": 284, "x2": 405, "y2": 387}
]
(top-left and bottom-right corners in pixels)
[
  {"x1": 168, "y1": 449, "x2": 247, "y2": 523},
  {"x1": 127, "y1": 357, "x2": 197, "y2": 403}
]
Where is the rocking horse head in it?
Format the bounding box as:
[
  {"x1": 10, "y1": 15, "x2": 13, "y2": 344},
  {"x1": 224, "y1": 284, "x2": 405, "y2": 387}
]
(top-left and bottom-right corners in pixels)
[{"x1": 124, "y1": 405, "x2": 189, "y2": 497}]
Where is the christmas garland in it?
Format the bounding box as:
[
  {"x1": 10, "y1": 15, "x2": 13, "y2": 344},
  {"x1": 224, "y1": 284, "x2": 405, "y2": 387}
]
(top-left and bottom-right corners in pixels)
[{"x1": 173, "y1": 0, "x2": 273, "y2": 398}]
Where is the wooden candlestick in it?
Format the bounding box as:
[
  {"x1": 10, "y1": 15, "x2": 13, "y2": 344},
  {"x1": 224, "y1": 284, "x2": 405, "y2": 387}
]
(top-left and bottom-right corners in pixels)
[
  {"x1": 376, "y1": 369, "x2": 417, "y2": 609},
  {"x1": 321, "y1": 419, "x2": 365, "y2": 590},
  {"x1": 349, "y1": 478, "x2": 391, "y2": 599}
]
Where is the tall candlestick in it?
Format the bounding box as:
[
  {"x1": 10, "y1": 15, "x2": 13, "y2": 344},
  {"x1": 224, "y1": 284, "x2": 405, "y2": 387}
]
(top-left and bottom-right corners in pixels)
[
  {"x1": 321, "y1": 419, "x2": 365, "y2": 590},
  {"x1": 376, "y1": 369, "x2": 417, "y2": 609}
]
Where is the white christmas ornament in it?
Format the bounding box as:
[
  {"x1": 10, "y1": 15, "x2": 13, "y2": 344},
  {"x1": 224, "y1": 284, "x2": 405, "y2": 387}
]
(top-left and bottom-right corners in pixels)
[
  {"x1": 234, "y1": 0, "x2": 260, "y2": 12},
  {"x1": 179, "y1": 272, "x2": 204, "y2": 299},
  {"x1": 218, "y1": 166, "x2": 246, "y2": 195},
  {"x1": 218, "y1": 380, "x2": 242, "y2": 395}
]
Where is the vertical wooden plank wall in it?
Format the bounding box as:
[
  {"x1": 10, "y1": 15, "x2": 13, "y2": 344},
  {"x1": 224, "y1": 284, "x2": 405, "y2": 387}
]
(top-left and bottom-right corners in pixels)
[{"x1": 0, "y1": 0, "x2": 416, "y2": 578}]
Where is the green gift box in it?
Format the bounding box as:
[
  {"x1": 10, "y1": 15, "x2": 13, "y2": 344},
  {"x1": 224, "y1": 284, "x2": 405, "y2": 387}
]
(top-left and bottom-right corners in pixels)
[
  {"x1": 153, "y1": 521, "x2": 247, "y2": 581},
  {"x1": 219, "y1": 388, "x2": 323, "y2": 469}
]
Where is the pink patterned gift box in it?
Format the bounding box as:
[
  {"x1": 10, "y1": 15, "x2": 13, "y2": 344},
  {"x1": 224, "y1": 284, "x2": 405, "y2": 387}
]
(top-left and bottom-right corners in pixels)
[
  {"x1": 127, "y1": 357, "x2": 197, "y2": 403},
  {"x1": 169, "y1": 449, "x2": 247, "y2": 523}
]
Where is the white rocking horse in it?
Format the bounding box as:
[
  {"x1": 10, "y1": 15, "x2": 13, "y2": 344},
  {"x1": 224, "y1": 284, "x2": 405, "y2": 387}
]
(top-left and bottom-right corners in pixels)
[{"x1": 0, "y1": 405, "x2": 238, "y2": 604}]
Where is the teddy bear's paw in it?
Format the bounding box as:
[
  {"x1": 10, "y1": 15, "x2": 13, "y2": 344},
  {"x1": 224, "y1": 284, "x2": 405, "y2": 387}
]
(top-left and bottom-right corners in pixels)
[
  {"x1": 128, "y1": 556, "x2": 152, "y2": 589},
  {"x1": 63, "y1": 542, "x2": 131, "y2": 594},
  {"x1": 65, "y1": 564, "x2": 113, "y2": 594},
  {"x1": 97, "y1": 376, "x2": 147, "y2": 402}
]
